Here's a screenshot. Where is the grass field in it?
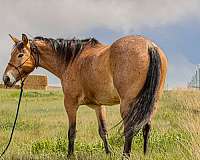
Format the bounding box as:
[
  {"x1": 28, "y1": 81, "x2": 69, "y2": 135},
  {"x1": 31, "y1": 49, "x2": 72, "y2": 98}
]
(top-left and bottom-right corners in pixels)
[{"x1": 0, "y1": 89, "x2": 200, "y2": 160}]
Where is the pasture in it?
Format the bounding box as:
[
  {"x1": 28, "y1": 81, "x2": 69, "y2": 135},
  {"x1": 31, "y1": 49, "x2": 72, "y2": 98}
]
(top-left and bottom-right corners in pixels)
[{"x1": 0, "y1": 89, "x2": 199, "y2": 160}]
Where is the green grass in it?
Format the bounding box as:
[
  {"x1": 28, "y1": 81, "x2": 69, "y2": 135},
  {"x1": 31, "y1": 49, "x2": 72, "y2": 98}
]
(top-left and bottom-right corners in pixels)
[{"x1": 0, "y1": 89, "x2": 199, "y2": 159}]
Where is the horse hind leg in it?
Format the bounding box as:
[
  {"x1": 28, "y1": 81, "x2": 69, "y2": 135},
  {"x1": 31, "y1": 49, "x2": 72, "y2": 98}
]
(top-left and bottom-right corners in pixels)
[
  {"x1": 143, "y1": 122, "x2": 151, "y2": 154},
  {"x1": 95, "y1": 106, "x2": 111, "y2": 154},
  {"x1": 116, "y1": 46, "x2": 161, "y2": 158},
  {"x1": 123, "y1": 123, "x2": 134, "y2": 158},
  {"x1": 120, "y1": 100, "x2": 136, "y2": 158},
  {"x1": 121, "y1": 103, "x2": 152, "y2": 157}
]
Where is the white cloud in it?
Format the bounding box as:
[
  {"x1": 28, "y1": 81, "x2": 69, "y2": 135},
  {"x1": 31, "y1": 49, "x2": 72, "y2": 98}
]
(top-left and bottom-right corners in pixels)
[
  {"x1": 1, "y1": 0, "x2": 200, "y2": 35},
  {"x1": 0, "y1": 0, "x2": 200, "y2": 86}
]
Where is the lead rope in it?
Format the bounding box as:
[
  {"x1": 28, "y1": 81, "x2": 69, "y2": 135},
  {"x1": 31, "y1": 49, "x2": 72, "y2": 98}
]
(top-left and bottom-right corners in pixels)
[{"x1": 0, "y1": 80, "x2": 25, "y2": 159}]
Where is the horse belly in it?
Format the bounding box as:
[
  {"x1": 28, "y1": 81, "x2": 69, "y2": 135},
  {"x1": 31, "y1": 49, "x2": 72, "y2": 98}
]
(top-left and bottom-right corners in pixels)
[
  {"x1": 80, "y1": 47, "x2": 120, "y2": 106},
  {"x1": 81, "y1": 71, "x2": 120, "y2": 105},
  {"x1": 93, "y1": 82, "x2": 120, "y2": 105}
]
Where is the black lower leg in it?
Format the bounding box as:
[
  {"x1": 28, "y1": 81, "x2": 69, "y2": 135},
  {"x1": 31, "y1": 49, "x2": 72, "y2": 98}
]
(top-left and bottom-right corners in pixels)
[
  {"x1": 99, "y1": 119, "x2": 111, "y2": 154},
  {"x1": 143, "y1": 123, "x2": 151, "y2": 155},
  {"x1": 67, "y1": 123, "x2": 76, "y2": 156},
  {"x1": 123, "y1": 130, "x2": 134, "y2": 158}
]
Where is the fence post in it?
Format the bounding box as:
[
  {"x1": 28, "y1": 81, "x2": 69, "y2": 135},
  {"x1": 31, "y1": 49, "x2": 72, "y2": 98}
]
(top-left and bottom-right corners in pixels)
[
  {"x1": 198, "y1": 65, "x2": 200, "y2": 90},
  {"x1": 196, "y1": 70, "x2": 198, "y2": 89}
]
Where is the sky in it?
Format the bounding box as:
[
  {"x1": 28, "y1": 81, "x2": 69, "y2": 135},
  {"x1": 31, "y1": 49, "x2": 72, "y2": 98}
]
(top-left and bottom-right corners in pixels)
[{"x1": 0, "y1": 0, "x2": 200, "y2": 88}]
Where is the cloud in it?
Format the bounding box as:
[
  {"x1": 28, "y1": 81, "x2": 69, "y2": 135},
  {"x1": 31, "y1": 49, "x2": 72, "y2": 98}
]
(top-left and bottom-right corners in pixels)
[
  {"x1": 1, "y1": 0, "x2": 200, "y2": 35},
  {"x1": 0, "y1": 0, "x2": 200, "y2": 86}
]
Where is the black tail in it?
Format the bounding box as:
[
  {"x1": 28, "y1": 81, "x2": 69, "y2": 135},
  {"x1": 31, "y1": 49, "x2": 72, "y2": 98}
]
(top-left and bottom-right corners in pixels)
[{"x1": 124, "y1": 46, "x2": 161, "y2": 137}]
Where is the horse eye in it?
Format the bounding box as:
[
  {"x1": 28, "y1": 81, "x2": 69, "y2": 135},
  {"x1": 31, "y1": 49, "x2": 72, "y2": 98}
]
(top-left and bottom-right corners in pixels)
[{"x1": 18, "y1": 53, "x2": 24, "y2": 58}]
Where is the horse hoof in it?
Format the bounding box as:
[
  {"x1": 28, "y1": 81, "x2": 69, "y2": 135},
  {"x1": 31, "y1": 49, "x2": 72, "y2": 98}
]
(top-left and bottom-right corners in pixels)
[
  {"x1": 67, "y1": 153, "x2": 77, "y2": 160},
  {"x1": 106, "y1": 150, "x2": 112, "y2": 156},
  {"x1": 122, "y1": 153, "x2": 130, "y2": 160}
]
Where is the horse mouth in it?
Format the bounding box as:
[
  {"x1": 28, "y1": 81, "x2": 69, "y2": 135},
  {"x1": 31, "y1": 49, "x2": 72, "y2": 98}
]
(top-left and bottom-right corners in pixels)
[{"x1": 4, "y1": 81, "x2": 16, "y2": 88}]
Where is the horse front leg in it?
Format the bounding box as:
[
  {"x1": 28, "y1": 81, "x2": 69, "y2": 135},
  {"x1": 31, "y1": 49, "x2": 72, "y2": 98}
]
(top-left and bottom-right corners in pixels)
[
  {"x1": 64, "y1": 96, "x2": 78, "y2": 157},
  {"x1": 68, "y1": 120, "x2": 76, "y2": 157}
]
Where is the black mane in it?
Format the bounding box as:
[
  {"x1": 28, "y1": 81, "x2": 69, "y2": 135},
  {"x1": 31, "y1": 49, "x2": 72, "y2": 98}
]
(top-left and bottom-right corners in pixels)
[{"x1": 33, "y1": 36, "x2": 99, "y2": 63}]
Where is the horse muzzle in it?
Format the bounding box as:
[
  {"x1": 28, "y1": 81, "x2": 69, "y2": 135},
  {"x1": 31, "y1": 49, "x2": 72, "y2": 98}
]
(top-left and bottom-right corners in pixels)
[{"x1": 3, "y1": 73, "x2": 16, "y2": 87}]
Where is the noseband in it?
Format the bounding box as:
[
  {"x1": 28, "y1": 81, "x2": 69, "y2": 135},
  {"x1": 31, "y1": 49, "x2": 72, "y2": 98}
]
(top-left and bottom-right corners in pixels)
[{"x1": 8, "y1": 41, "x2": 40, "y2": 82}]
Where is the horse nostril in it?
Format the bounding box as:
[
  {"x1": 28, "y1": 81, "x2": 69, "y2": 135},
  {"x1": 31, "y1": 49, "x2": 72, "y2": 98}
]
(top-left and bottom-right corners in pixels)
[{"x1": 3, "y1": 75, "x2": 10, "y2": 85}]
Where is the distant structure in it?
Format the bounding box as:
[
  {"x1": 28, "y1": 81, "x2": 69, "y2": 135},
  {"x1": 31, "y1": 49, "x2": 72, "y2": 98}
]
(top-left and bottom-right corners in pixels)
[
  {"x1": 188, "y1": 64, "x2": 200, "y2": 89},
  {"x1": 0, "y1": 75, "x2": 48, "y2": 90},
  {"x1": 24, "y1": 75, "x2": 48, "y2": 90}
]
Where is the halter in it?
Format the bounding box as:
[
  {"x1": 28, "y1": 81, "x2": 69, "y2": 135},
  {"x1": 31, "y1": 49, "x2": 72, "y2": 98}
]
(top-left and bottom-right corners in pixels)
[{"x1": 7, "y1": 41, "x2": 40, "y2": 82}]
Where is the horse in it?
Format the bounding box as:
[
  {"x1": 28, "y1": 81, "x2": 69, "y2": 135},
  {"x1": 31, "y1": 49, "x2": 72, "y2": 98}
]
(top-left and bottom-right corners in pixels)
[{"x1": 3, "y1": 34, "x2": 167, "y2": 158}]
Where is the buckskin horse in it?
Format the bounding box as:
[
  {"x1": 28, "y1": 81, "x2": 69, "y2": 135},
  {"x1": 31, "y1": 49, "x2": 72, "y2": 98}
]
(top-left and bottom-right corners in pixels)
[{"x1": 3, "y1": 34, "x2": 167, "y2": 158}]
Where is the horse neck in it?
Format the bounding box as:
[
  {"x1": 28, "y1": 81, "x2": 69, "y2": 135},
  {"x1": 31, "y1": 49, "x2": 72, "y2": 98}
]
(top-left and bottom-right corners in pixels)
[{"x1": 35, "y1": 41, "x2": 65, "y2": 79}]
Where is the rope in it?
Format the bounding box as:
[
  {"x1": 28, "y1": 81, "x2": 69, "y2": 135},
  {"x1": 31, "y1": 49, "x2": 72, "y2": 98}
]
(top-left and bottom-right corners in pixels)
[{"x1": 0, "y1": 80, "x2": 24, "y2": 159}]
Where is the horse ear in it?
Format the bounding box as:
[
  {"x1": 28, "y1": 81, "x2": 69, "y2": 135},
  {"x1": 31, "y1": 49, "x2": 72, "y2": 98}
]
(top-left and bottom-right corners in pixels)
[
  {"x1": 9, "y1": 34, "x2": 20, "y2": 44},
  {"x1": 22, "y1": 34, "x2": 29, "y2": 46}
]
